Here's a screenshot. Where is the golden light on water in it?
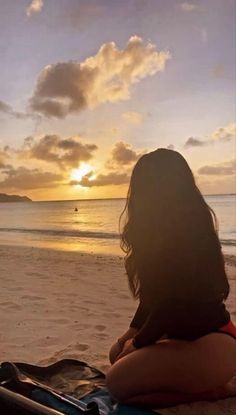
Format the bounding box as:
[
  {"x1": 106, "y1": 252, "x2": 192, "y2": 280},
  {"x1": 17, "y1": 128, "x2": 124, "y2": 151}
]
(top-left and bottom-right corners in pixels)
[{"x1": 70, "y1": 164, "x2": 93, "y2": 182}]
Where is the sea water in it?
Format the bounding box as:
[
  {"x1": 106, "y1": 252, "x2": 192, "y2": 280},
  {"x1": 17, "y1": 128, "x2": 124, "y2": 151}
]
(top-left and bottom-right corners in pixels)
[{"x1": 0, "y1": 194, "x2": 235, "y2": 256}]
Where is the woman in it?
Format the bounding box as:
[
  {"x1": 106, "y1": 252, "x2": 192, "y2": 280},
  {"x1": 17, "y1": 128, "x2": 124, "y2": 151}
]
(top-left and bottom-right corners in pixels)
[{"x1": 106, "y1": 149, "x2": 236, "y2": 407}]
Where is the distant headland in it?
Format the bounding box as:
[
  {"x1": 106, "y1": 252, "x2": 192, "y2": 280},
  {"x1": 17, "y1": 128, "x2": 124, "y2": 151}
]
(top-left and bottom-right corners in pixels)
[{"x1": 0, "y1": 193, "x2": 32, "y2": 203}]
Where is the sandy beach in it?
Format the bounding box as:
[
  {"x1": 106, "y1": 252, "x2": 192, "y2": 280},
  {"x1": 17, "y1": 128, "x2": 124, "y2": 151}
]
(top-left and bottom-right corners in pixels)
[
  {"x1": 0, "y1": 244, "x2": 135, "y2": 372},
  {"x1": 0, "y1": 244, "x2": 235, "y2": 414}
]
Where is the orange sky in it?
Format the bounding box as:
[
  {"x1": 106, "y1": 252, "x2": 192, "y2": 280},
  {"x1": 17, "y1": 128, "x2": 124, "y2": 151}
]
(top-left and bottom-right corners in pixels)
[{"x1": 0, "y1": 1, "x2": 235, "y2": 201}]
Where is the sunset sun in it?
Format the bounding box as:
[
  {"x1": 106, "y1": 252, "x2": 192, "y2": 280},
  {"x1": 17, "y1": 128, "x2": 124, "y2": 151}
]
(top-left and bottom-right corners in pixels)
[{"x1": 70, "y1": 164, "x2": 93, "y2": 182}]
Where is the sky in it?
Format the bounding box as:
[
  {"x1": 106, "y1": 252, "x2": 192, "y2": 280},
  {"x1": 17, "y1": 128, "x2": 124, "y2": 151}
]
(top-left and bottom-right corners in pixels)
[{"x1": 0, "y1": 0, "x2": 235, "y2": 201}]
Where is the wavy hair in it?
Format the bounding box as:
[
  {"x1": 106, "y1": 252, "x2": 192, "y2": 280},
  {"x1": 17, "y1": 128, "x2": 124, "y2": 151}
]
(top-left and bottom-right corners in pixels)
[{"x1": 120, "y1": 149, "x2": 229, "y2": 303}]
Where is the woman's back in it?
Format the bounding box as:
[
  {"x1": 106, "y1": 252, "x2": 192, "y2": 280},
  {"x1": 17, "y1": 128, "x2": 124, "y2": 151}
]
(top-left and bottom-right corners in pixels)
[{"x1": 121, "y1": 148, "x2": 229, "y2": 305}]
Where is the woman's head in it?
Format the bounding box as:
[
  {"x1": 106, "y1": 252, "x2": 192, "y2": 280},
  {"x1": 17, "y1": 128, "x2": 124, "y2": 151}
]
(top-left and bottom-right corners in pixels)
[
  {"x1": 120, "y1": 148, "x2": 229, "y2": 302},
  {"x1": 126, "y1": 148, "x2": 202, "y2": 214}
]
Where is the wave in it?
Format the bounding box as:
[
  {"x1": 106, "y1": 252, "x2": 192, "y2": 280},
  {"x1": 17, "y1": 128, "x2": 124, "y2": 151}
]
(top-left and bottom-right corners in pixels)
[
  {"x1": 220, "y1": 239, "x2": 236, "y2": 246},
  {"x1": 0, "y1": 227, "x2": 235, "y2": 246},
  {"x1": 0, "y1": 227, "x2": 119, "y2": 240}
]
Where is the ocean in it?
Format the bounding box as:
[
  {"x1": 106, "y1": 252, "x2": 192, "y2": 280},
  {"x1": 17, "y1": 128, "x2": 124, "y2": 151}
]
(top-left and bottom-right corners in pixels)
[{"x1": 0, "y1": 194, "x2": 235, "y2": 256}]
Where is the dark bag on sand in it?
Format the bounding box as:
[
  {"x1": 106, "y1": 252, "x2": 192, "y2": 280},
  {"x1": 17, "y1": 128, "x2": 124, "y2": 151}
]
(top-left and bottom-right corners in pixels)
[
  {"x1": 0, "y1": 359, "x2": 107, "y2": 415},
  {"x1": 0, "y1": 359, "x2": 158, "y2": 415}
]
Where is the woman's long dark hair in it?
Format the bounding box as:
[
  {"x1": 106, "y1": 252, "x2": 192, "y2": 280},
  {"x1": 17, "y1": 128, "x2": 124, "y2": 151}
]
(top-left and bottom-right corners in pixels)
[{"x1": 120, "y1": 149, "x2": 229, "y2": 303}]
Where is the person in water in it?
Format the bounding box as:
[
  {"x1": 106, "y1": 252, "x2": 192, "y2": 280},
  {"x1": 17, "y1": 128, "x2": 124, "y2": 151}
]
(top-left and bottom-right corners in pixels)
[{"x1": 106, "y1": 149, "x2": 236, "y2": 406}]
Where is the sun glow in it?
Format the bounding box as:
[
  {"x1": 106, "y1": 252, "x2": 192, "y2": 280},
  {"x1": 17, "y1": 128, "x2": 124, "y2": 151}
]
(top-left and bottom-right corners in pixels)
[{"x1": 70, "y1": 164, "x2": 93, "y2": 182}]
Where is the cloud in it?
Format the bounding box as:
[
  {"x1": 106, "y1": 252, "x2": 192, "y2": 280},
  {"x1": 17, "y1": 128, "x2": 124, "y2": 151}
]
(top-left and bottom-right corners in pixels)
[
  {"x1": 184, "y1": 137, "x2": 206, "y2": 148},
  {"x1": 184, "y1": 123, "x2": 236, "y2": 148},
  {"x1": 22, "y1": 135, "x2": 97, "y2": 170},
  {"x1": 30, "y1": 36, "x2": 170, "y2": 118},
  {"x1": 180, "y1": 2, "x2": 198, "y2": 12},
  {"x1": 26, "y1": 0, "x2": 44, "y2": 17},
  {"x1": 0, "y1": 99, "x2": 37, "y2": 120},
  {"x1": 106, "y1": 141, "x2": 144, "y2": 169},
  {"x1": 198, "y1": 159, "x2": 236, "y2": 176},
  {"x1": 122, "y1": 111, "x2": 146, "y2": 124},
  {"x1": 70, "y1": 171, "x2": 130, "y2": 187},
  {"x1": 211, "y1": 124, "x2": 236, "y2": 142},
  {"x1": 0, "y1": 100, "x2": 26, "y2": 119},
  {"x1": 0, "y1": 100, "x2": 11, "y2": 114},
  {"x1": 0, "y1": 166, "x2": 63, "y2": 191},
  {"x1": 0, "y1": 147, "x2": 11, "y2": 169}
]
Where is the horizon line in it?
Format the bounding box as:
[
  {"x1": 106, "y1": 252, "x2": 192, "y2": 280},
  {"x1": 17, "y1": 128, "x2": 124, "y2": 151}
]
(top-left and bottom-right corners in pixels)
[{"x1": 33, "y1": 192, "x2": 236, "y2": 203}]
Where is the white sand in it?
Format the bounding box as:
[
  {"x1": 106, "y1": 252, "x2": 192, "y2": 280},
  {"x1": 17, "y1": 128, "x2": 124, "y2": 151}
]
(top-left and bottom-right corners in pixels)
[{"x1": 0, "y1": 244, "x2": 235, "y2": 414}]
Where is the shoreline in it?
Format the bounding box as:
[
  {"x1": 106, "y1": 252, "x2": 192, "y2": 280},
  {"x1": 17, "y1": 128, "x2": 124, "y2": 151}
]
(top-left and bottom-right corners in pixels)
[
  {"x1": 0, "y1": 237, "x2": 235, "y2": 259},
  {"x1": 0, "y1": 241, "x2": 234, "y2": 260},
  {"x1": 0, "y1": 234, "x2": 123, "y2": 256},
  {"x1": 0, "y1": 243, "x2": 235, "y2": 373}
]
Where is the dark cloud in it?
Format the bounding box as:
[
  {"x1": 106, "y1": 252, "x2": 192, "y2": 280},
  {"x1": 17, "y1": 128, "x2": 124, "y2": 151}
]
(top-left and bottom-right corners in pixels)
[
  {"x1": 70, "y1": 171, "x2": 130, "y2": 187},
  {"x1": 23, "y1": 135, "x2": 97, "y2": 170},
  {"x1": 109, "y1": 141, "x2": 143, "y2": 166},
  {"x1": 198, "y1": 159, "x2": 236, "y2": 176},
  {"x1": 106, "y1": 141, "x2": 144, "y2": 170},
  {"x1": 0, "y1": 100, "x2": 12, "y2": 113},
  {"x1": 30, "y1": 98, "x2": 69, "y2": 118},
  {"x1": 0, "y1": 166, "x2": 63, "y2": 191},
  {"x1": 184, "y1": 137, "x2": 206, "y2": 148},
  {"x1": 184, "y1": 123, "x2": 236, "y2": 149},
  {"x1": 23, "y1": 136, "x2": 35, "y2": 147},
  {"x1": 30, "y1": 36, "x2": 170, "y2": 118}
]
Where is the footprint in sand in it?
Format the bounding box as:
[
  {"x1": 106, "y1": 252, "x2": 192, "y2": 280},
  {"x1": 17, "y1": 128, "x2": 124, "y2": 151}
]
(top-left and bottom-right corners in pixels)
[
  {"x1": 94, "y1": 324, "x2": 106, "y2": 331},
  {"x1": 75, "y1": 343, "x2": 89, "y2": 351},
  {"x1": 111, "y1": 312, "x2": 121, "y2": 318}
]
